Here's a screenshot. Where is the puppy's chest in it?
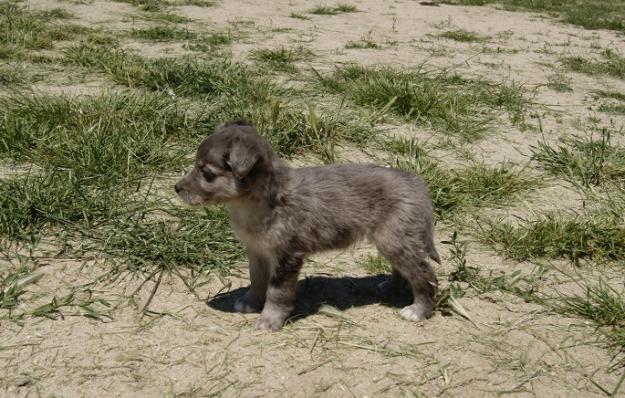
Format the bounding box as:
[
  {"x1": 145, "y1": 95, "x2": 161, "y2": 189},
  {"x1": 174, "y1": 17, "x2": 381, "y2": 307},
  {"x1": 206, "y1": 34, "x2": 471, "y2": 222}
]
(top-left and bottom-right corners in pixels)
[{"x1": 229, "y1": 209, "x2": 286, "y2": 251}]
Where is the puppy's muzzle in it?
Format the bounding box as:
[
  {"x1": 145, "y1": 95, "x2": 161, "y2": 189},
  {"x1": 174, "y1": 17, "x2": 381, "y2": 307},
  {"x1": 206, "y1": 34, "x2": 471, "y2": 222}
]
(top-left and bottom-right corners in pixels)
[{"x1": 174, "y1": 183, "x2": 182, "y2": 194}]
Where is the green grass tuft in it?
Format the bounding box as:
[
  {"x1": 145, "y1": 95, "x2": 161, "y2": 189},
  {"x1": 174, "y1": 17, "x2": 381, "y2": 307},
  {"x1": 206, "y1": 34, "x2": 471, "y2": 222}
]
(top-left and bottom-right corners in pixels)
[
  {"x1": 399, "y1": 157, "x2": 540, "y2": 218},
  {"x1": 92, "y1": 206, "x2": 244, "y2": 274},
  {"x1": 187, "y1": 31, "x2": 235, "y2": 52},
  {"x1": 114, "y1": 0, "x2": 214, "y2": 12},
  {"x1": 530, "y1": 128, "x2": 625, "y2": 188},
  {"x1": 443, "y1": 0, "x2": 625, "y2": 33},
  {"x1": 129, "y1": 26, "x2": 196, "y2": 41},
  {"x1": 598, "y1": 103, "x2": 625, "y2": 115},
  {"x1": 0, "y1": 170, "x2": 127, "y2": 240},
  {"x1": 562, "y1": 49, "x2": 625, "y2": 79},
  {"x1": 482, "y1": 211, "x2": 625, "y2": 263},
  {"x1": 548, "y1": 281, "x2": 625, "y2": 366},
  {"x1": 251, "y1": 46, "x2": 314, "y2": 72},
  {"x1": 318, "y1": 64, "x2": 529, "y2": 142},
  {"x1": 439, "y1": 29, "x2": 486, "y2": 43},
  {"x1": 289, "y1": 12, "x2": 311, "y2": 20},
  {"x1": 359, "y1": 255, "x2": 391, "y2": 275},
  {"x1": 0, "y1": 2, "x2": 88, "y2": 58},
  {"x1": 308, "y1": 4, "x2": 357, "y2": 15},
  {"x1": 546, "y1": 71, "x2": 573, "y2": 92},
  {"x1": 593, "y1": 90, "x2": 625, "y2": 115},
  {"x1": 0, "y1": 92, "x2": 196, "y2": 182},
  {"x1": 593, "y1": 90, "x2": 625, "y2": 102},
  {"x1": 0, "y1": 63, "x2": 34, "y2": 86},
  {"x1": 62, "y1": 47, "x2": 373, "y2": 160}
]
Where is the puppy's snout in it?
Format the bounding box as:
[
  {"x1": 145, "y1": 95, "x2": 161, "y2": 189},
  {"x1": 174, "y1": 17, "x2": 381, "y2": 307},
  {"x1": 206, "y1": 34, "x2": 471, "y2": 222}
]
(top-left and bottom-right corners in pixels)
[{"x1": 174, "y1": 183, "x2": 182, "y2": 194}]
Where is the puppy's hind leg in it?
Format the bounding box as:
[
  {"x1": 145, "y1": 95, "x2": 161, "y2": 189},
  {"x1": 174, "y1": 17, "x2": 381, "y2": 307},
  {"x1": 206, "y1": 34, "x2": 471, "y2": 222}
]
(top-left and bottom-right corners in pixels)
[
  {"x1": 234, "y1": 250, "x2": 269, "y2": 313},
  {"x1": 374, "y1": 229, "x2": 437, "y2": 322}
]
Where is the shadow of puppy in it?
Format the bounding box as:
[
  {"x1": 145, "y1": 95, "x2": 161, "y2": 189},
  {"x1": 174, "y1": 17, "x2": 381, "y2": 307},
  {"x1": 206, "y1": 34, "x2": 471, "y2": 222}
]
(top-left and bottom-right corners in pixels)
[{"x1": 207, "y1": 274, "x2": 412, "y2": 324}]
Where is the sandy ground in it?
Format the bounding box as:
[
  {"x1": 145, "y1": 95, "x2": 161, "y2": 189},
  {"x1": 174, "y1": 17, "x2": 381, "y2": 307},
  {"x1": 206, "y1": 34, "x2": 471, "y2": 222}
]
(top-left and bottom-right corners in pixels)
[{"x1": 2, "y1": 1, "x2": 625, "y2": 397}]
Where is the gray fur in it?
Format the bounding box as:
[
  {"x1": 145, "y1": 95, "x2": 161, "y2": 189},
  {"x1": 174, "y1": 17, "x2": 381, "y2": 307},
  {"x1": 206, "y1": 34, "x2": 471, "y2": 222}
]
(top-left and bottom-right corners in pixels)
[{"x1": 175, "y1": 120, "x2": 440, "y2": 331}]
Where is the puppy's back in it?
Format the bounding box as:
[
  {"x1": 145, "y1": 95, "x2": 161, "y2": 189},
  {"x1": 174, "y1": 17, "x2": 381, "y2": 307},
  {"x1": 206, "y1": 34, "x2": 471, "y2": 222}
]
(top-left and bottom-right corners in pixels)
[
  {"x1": 279, "y1": 164, "x2": 433, "y2": 240},
  {"x1": 288, "y1": 163, "x2": 430, "y2": 209}
]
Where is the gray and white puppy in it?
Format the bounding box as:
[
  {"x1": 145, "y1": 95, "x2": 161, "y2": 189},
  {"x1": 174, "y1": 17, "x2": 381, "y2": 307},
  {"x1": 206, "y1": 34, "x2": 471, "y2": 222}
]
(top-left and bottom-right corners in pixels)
[{"x1": 175, "y1": 120, "x2": 440, "y2": 331}]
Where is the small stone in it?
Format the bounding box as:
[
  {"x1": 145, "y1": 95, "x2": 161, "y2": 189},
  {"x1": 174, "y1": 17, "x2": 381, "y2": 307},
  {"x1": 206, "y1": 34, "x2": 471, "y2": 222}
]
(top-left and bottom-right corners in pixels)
[{"x1": 15, "y1": 377, "x2": 32, "y2": 387}]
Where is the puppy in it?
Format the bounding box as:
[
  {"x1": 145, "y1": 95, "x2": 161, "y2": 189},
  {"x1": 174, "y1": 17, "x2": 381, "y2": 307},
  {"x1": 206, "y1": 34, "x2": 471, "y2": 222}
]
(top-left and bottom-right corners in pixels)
[{"x1": 175, "y1": 120, "x2": 440, "y2": 331}]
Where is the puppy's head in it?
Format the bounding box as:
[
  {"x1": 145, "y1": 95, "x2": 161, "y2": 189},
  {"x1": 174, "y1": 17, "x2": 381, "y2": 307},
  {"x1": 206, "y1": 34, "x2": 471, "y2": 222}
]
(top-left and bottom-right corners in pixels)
[{"x1": 175, "y1": 120, "x2": 275, "y2": 206}]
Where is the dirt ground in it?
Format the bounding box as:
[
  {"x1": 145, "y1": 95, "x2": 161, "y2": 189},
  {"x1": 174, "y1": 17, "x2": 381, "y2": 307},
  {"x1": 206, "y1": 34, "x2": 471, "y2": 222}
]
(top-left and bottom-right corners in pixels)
[{"x1": 2, "y1": 1, "x2": 625, "y2": 397}]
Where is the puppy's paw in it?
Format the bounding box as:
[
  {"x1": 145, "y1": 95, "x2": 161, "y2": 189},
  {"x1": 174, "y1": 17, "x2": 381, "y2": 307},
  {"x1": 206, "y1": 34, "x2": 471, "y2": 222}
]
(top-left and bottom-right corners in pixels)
[
  {"x1": 234, "y1": 292, "x2": 263, "y2": 313},
  {"x1": 399, "y1": 303, "x2": 433, "y2": 322},
  {"x1": 253, "y1": 315, "x2": 285, "y2": 331}
]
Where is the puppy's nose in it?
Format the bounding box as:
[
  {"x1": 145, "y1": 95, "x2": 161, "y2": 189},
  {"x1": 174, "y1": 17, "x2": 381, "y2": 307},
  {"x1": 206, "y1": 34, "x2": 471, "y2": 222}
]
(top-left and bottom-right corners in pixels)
[{"x1": 174, "y1": 184, "x2": 182, "y2": 194}]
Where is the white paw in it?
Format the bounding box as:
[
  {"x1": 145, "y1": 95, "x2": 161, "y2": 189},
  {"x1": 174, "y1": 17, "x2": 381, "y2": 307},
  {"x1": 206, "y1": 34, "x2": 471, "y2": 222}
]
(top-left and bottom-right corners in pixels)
[
  {"x1": 253, "y1": 315, "x2": 285, "y2": 331},
  {"x1": 399, "y1": 304, "x2": 433, "y2": 322}
]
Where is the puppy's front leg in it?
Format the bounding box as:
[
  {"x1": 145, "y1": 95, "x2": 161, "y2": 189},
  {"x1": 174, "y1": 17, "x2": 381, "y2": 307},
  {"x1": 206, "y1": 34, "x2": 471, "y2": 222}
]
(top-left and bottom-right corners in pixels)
[
  {"x1": 254, "y1": 254, "x2": 303, "y2": 331},
  {"x1": 234, "y1": 250, "x2": 269, "y2": 313}
]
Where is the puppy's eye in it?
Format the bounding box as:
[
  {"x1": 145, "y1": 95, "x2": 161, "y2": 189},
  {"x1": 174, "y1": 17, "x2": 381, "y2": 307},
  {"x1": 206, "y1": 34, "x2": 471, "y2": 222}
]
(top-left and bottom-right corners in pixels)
[{"x1": 202, "y1": 168, "x2": 216, "y2": 182}]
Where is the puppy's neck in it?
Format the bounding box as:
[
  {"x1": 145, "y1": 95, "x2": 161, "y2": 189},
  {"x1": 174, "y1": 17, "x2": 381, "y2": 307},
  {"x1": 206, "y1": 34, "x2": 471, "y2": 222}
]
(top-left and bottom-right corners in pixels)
[{"x1": 225, "y1": 166, "x2": 287, "y2": 224}]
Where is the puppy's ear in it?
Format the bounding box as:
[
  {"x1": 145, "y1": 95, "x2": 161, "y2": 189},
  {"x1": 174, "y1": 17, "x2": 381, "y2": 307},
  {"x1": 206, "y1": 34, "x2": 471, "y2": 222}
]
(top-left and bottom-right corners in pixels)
[{"x1": 227, "y1": 138, "x2": 260, "y2": 179}]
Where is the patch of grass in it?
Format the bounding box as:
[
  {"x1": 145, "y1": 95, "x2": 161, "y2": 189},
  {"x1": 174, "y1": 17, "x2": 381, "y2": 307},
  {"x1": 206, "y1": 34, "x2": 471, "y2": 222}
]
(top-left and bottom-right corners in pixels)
[
  {"x1": 439, "y1": 29, "x2": 486, "y2": 43},
  {"x1": 63, "y1": 42, "x2": 128, "y2": 68},
  {"x1": 62, "y1": 47, "x2": 374, "y2": 160},
  {"x1": 219, "y1": 100, "x2": 373, "y2": 162},
  {"x1": 546, "y1": 71, "x2": 573, "y2": 92},
  {"x1": 115, "y1": 56, "x2": 279, "y2": 98},
  {"x1": 0, "y1": 63, "x2": 33, "y2": 86},
  {"x1": 308, "y1": 4, "x2": 357, "y2": 15},
  {"x1": 481, "y1": 210, "x2": 625, "y2": 263},
  {"x1": 593, "y1": 90, "x2": 625, "y2": 102},
  {"x1": 251, "y1": 46, "x2": 314, "y2": 73},
  {"x1": 562, "y1": 49, "x2": 625, "y2": 80},
  {"x1": 380, "y1": 137, "x2": 428, "y2": 158},
  {"x1": 0, "y1": 170, "x2": 127, "y2": 240},
  {"x1": 598, "y1": 103, "x2": 625, "y2": 116},
  {"x1": 318, "y1": 65, "x2": 529, "y2": 142},
  {"x1": 64, "y1": 45, "x2": 273, "y2": 97},
  {"x1": 129, "y1": 26, "x2": 196, "y2": 41},
  {"x1": 552, "y1": 282, "x2": 625, "y2": 331},
  {"x1": 444, "y1": 0, "x2": 625, "y2": 33},
  {"x1": 114, "y1": 0, "x2": 213, "y2": 12},
  {"x1": 399, "y1": 157, "x2": 540, "y2": 218},
  {"x1": 289, "y1": 12, "x2": 311, "y2": 20},
  {"x1": 179, "y1": 0, "x2": 214, "y2": 6},
  {"x1": 0, "y1": 92, "x2": 196, "y2": 182},
  {"x1": 187, "y1": 31, "x2": 235, "y2": 52},
  {"x1": 359, "y1": 255, "x2": 391, "y2": 275},
  {"x1": 92, "y1": 206, "x2": 244, "y2": 275},
  {"x1": 549, "y1": 282, "x2": 625, "y2": 367},
  {"x1": 530, "y1": 128, "x2": 625, "y2": 188},
  {"x1": 442, "y1": 231, "x2": 543, "y2": 300},
  {"x1": 0, "y1": 2, "x2": 87, "y2": 59},
  {"x1": 345, "y1": 39, "x2": 380, "y2": 49},
  {"x1": 593, "y1": 90, "x2": 625, "y2": 115}
]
